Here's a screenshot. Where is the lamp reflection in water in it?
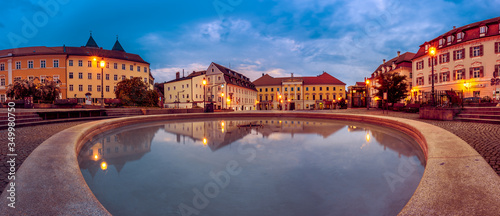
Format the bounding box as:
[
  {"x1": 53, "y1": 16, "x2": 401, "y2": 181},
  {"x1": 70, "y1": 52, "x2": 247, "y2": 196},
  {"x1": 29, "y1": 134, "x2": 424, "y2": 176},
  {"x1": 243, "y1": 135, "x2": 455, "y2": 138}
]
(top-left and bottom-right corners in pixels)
[{"x1": 101, "y1": 161, "x2": 108, "y2": 171}]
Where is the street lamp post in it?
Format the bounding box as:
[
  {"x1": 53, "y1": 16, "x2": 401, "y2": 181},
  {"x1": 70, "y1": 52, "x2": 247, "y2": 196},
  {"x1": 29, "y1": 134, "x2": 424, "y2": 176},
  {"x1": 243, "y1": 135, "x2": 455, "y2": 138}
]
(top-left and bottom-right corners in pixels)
[
  {"x1": 202, "y1": 78, "x2": 207, "y2": 112},
  {"x1": 429, "y1": 46, "x2": 437, "y2": 106},
  {"x1": 95, "y1": 58, "x2": 105, "y2": 109},
  {"x1": 365, "y1": 79, "x2": 370, "y2": 110}
]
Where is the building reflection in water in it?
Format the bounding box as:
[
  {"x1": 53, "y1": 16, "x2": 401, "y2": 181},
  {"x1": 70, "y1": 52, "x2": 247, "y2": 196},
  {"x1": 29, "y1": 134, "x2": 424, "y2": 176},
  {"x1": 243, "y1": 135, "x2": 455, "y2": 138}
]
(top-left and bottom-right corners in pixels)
[
  {"x1": 79, "y1": 119, "x2": 425, "y2": 178},
  {"x1": 163, "y1": 119, "x2": 346, "y2": 151},
  {"x1": 347, "y1": 125, "x2": 425, "y2": 166},
  {"x1": 78, "y1": 125, "x2": 163, "y2": 178}
]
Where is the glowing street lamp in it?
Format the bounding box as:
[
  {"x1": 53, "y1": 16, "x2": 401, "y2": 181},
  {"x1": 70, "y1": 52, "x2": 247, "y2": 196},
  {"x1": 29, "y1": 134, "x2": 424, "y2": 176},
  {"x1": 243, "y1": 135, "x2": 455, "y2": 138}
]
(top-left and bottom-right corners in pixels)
[
  {"x1": 203, "y1": 138, "x2": 207, "y2": 146},
  {"x1": 365, "y1": 79, "x2": 370, "y2": 110},
  {"x1": 429, "y1": 46, "x2": 437, "y2": 106},
  {"x1": 99, "y1": 60, "x2": 105, "y2": 108},
  {"x1": 202, "y1": 78, "x2": 207, "y2": 112}
]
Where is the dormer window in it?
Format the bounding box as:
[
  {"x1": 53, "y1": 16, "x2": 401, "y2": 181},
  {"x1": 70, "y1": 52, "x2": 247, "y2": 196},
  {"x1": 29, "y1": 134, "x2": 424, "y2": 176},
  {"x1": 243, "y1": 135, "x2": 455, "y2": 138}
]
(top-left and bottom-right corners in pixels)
[
  {"x1": 447, "y1": 35, "x2": 454, "y2": 44},
  {"x1": 457, "y1": 32, "x2": 464, "y2": 41},
  {"x1": 439, "y1": 38, "x2": 445, "y2": 47},
  {"x1": 480, "y1": 26, "x2": 487, "y2": 36},
  {"x1": 425, "y1": 44, "x2": 429, "y2": 53}
]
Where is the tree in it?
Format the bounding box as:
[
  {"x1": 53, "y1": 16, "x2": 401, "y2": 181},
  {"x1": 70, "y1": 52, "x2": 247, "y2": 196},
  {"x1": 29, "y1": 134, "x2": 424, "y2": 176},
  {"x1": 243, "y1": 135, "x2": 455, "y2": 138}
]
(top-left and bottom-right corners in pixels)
[
  {"x1": 6, "y1": 79, "x2": 37, "y2": 99},
  {"x1": 6, "y1": 77, "x2": 60, "y2": 102},
  {"x1": 115, "y1": 77, "x2": 159, "y2": 107},
  {"x1": 375, "y1": 72, "x2": 409, "y2": 104},
  {"x1": 36, "y1": 79, "x2": 61, "y2": 102}
]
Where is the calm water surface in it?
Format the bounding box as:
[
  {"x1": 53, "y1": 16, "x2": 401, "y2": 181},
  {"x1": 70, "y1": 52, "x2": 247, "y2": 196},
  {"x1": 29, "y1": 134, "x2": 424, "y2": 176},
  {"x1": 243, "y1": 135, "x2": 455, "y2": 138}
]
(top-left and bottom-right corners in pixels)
[{"x1": 78, "y1": 118, "x2": 425, "y2": 216}]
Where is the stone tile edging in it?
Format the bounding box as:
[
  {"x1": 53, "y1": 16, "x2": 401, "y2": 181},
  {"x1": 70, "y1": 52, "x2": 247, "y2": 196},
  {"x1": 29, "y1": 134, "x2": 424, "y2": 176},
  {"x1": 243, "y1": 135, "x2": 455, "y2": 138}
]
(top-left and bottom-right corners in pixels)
[{"x1": 1, "y1": 112, "x2": 499, "y2": 215}]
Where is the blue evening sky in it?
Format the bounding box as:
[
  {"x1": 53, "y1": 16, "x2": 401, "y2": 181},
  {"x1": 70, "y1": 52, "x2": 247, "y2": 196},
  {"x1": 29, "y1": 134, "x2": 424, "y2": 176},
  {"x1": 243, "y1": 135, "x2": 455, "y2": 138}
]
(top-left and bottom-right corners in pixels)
[{"x1": 1, "y1": 0, "x2": 499, "y2": 86}]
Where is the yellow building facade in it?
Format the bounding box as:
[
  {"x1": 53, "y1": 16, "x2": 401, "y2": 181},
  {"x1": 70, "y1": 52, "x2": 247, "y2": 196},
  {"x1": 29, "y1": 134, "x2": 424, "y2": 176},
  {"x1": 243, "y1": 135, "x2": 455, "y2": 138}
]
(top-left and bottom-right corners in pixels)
[
  {"x1": 253, "y1": 72, "x2": 346, "y2": 110},
  {"x1": 0, "y1": 34, "x2": 153, "y2": 103},
  {"x1": 163, "y1": 71, "x2": 206, "y2": 108}
]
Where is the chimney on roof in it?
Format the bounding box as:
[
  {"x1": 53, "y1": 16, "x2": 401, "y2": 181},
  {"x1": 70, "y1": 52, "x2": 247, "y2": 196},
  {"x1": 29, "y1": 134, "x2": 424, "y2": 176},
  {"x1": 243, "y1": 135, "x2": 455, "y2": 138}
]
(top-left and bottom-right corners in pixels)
[
  {"x1": 176, "y1": 72, "x2": 180, "y2": 80},
  {"x1": 183, "y1": 69, "x2": 185, "y2": 78},
  {"x1": 262, "y1": 73, "x2": 264, "y2": 77},
  {"x1": 453, "y1": 26, "x2": 456, "y2": 29},
  {"x1": 397, "y1": 51, "x2": 401, "y2": 57},
  {"x1": 383, "y1": 59, "x2": 386, "y2": 64},
  {"x1": 291, "y1": 73, "x2": 293, "y2": 78}
]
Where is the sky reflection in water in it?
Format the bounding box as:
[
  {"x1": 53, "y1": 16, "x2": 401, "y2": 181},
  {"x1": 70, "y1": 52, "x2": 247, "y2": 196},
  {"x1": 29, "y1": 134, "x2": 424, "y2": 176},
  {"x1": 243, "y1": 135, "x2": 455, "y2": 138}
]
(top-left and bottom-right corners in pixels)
[{"x1": 79, "y1": 118, "x2": 425, "y2": 216}]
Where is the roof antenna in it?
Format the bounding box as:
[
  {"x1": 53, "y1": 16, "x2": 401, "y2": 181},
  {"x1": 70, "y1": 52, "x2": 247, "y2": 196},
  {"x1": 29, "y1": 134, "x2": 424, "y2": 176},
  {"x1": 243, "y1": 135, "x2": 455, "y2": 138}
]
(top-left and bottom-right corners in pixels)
[
  {"x1": 90, "y1": 30, "x2": 92, "y2": 36},
  {"x1": 116, "y1": 35, "x2": 119, "y2": 41}
]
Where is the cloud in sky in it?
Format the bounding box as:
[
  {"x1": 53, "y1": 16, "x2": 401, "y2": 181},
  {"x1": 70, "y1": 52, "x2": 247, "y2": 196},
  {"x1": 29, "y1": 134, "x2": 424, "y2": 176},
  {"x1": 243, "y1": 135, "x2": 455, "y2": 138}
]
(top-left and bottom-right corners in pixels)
[{"x1": 1, "y1": 0, "x2": 499, "y2": 86}]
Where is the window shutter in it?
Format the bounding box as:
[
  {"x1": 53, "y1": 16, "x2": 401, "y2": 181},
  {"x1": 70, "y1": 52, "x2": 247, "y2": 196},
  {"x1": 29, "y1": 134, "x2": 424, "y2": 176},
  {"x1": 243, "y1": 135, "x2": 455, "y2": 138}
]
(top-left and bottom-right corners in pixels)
[
  {"x1": 447, "y1": 72, "x2": 450, "y2": 81},
  {"x1": 439, "y1": 55, "x2": 442, "y2": 64},
  {"x1": 439, "y1": 74, "x2": 442, "y2": 82},
  {"x1": 480, "y1": 45, "x2": 484, "y2": 56},
  {"x1": 495, "y1": 65, "x2": 499, "y2": 78},
  {"x1": 422, "y1": 60, "x2": 424, "y2": 69},
  {"x1": 461, "y1": 49, "x2": 465, "y2": 59},
  {"x1": 461, "y1": 69, "x2": 466, "y2": 79},
  {"x1": 496, "y1": 42, "x2": 499, "y2": 53},
  {"x1": 428, "y1": 58, "x2": 431, "y2": 67},
  {"x1": 469, "y1": 67, "x2": 473, "y2": 79},
  {"x1": 453, "y1": 70, "x2": 457, "y2": 81},
  {"x1": 469, "y1": 47, "x2": 473, "y2": 58},
  {"x1": 453, "y1": 50, "x2": 456, "y2": 61},
  {"x1": 428, "y1": 76, "x2": 431, "y2": 84},
  {"x1": 480, "y1": 66, "x2": 484, "y2": 78}
]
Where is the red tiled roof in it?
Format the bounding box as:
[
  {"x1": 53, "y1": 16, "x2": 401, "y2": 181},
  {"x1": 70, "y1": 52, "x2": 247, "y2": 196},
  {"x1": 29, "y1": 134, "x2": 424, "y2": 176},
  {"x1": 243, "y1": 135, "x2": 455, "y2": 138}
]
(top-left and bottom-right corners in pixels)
[
  {"x1": 211, "y1": 62, "x2": 256, "y2": 91},
  {"x1": 413, "y1": 16, "x2": 500, "y2": 60},
  {"x1": 253, "y1": 72, "x2": 346, "y2": 86},
  {"x1": 0, "y1": 46, "x2": 148, "y2": 64},
  {"x1": 165, "y1": 70, "x2": 206, "y2": 84},
  {"x1": 373, "y1": 52, "x2": 415, "y2": 74},
  {"x1": 356, "y1": 82, "x2": 366, "y2": 87}
]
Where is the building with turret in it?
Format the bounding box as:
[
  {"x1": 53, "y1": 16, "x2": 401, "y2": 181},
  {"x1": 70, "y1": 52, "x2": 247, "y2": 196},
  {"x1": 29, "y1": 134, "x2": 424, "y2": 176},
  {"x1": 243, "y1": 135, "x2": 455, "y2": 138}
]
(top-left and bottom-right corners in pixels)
[{"x1": 0, "y1": 34, "x2": 153, "y2": 103}]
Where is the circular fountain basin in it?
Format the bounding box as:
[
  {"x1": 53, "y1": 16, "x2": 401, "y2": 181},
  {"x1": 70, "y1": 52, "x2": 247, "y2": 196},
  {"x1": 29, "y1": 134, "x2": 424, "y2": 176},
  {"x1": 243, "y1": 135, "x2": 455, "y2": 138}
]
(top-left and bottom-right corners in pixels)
[{"x1": 78, "y1": 118, "x2": 425, "y2": 216}]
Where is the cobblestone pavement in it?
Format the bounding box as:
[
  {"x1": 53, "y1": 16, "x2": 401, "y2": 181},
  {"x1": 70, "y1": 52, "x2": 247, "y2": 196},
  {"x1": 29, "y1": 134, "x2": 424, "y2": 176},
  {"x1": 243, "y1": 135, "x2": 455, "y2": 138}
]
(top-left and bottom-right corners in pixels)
[
  {"x1": 1, "y1": 121, "x2": 93, "y2": 195},
  {"x1": 1, "y1": 109, "x2": 499, "y2": 195}
]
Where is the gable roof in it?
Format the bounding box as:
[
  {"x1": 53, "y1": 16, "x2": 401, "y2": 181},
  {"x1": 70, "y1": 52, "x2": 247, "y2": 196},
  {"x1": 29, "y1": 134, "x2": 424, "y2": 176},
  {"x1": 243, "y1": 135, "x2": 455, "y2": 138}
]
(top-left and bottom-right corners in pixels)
[
  {"x1": 165, "y1": 70, "x2": 206, "y2": 84},
  {"x1": 373, "y1": 52, "x2": 415, "y2": 74},
  {"x1": 253, "y1": 72, "x2": 346, "y2": 86},
  {"x1": 211, "y1": 62, "x2": 256, "y2": 91}
]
